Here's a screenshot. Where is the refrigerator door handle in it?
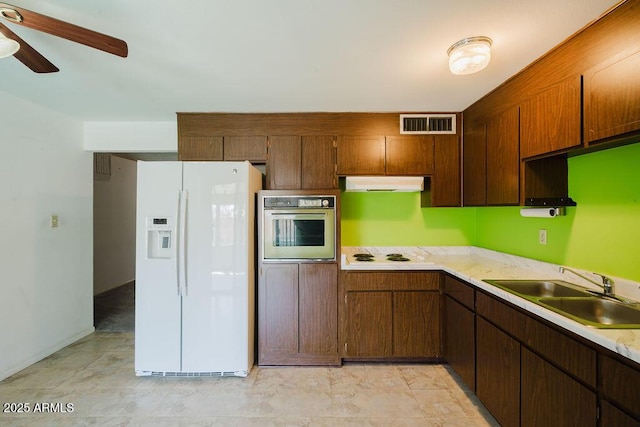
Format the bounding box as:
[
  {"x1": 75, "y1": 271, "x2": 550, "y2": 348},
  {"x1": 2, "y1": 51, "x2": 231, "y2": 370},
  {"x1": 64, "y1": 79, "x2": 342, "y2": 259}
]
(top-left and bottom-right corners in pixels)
[{"x1": 178, "y1": 190, "x2": 188, "y2": 296}]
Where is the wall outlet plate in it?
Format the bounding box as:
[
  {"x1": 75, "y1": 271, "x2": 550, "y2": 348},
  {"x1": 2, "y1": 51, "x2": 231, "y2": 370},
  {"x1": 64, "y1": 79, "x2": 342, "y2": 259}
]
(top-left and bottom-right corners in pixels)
[{"x1": 539, "y1": 229, "x2": 547, "y2": 245}]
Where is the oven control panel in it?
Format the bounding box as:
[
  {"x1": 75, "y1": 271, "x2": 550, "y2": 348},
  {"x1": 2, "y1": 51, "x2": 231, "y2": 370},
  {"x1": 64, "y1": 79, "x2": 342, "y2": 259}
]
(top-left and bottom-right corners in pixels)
[{"x1": 264, "y1": 196, "x2": 335, "y2": 209}]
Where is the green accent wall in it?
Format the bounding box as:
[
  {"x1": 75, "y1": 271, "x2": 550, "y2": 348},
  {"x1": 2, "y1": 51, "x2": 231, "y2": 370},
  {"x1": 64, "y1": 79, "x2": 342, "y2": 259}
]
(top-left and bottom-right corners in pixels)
[
  {"x1": 476, "y1": 142, "x2": 640, "y2": 281},
  {"x1": 340, "y1": 141, "x2": 640, "y2": 282},
  {"x1": 340, "y1": 191, "x2": 476, "y2": 246}
]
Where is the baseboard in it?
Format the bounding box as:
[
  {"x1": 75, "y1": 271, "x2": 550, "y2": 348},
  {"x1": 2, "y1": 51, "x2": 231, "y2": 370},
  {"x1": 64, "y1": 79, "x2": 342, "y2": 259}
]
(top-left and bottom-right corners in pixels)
[{"x1": 0, "y1": 326, "x2": 95, "y2": 382}]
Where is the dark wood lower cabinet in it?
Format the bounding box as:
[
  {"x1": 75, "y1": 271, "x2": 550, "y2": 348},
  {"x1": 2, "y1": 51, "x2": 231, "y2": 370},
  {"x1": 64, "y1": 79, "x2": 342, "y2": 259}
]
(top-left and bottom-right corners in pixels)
[
  {"x1": 520, "y1": 348, "x2": 596, "y2": 427},
  {"x1": 344, "y1": 291, "x2": 393, "y2": 357},
  {"x1": 341, "y1": 271, "x2": 440, "y2": 359},
  {"x1": 393, "y1": 291, "x2": 440, "y2": 357},
  {"x1": 600, "y1": 400, "x2": 640, "y2": 427},
  {"x1": 476, "y1": 317, "x2": 521, "y2": 427},
  {"x1": 258, "y1": 263, "x2": 299, "y2": 361},
  {"x1": 443, "y1": 294, "x2": 475, "y2": 390},
  {"x1": 258, "y1": 262, "x2": 339, "y2": 366}
]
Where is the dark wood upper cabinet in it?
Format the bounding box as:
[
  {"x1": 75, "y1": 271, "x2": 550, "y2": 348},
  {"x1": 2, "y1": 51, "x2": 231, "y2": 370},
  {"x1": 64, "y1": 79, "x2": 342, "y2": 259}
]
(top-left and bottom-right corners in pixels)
[
  {"x1": 463, "y1": 123, "x2": 487, "y2": 206},
  {"x1": 336, "y1": 135, "x2": 386, "y2": 175},
  {"x1": 301, "y1": 135, "x2": 336, "y2": 190},
  {"x1": 266, "y1": 135, "x2": 336, "y2": 190},
  {"x1": 584, "y1": 48, "x2": 640, "y2": 145},
  {"x1": 178, "y1": 136, "x2": 223, "y2": 161},
  {"x1": 337, "y1": 135, "x2": 439, "y2": 177},
  {"x1": 519, "y1": 75, "x2": 582, "y2": 159},
  {"x1": 266, "y1": 136, "x2": 302, "y2": 190},
  {"x1": 385, "y1": 136, "x2": 434, "y2": 176},
  {"x1": 432, "y1": 134, "x2": 461, "y2": 207},
  {"x1": 463, "y1": 106, "x2": 519, "y2": 206},
  {"x1": 223, "y1": 135, "x2": 268, "y2": 162},
  {"x1": 486, "y1": 106, "x2": 520, "y2": 205}
]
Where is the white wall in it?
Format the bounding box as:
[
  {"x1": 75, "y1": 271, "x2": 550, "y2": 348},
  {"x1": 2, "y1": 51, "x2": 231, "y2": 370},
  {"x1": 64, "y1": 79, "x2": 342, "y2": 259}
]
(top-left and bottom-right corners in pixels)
[
  {"x1": 0, "y1": 93, "x2": 94, "y2": 381},
  {"x1": 84, "y1": 121, "x2": 177, "y2": 153},
  {"x1": 93, "y1": 155, "x2": 137, "y2": 295}
]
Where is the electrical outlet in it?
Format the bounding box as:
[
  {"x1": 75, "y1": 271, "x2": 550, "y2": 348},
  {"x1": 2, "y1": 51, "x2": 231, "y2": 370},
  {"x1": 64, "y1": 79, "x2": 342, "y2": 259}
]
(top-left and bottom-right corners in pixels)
[
  {"x1": 51, "y1": 215, "x2": 59, "y2": 228},
  {"x1": 539, "y1": 229, "x2": 547, "y2": 245}
]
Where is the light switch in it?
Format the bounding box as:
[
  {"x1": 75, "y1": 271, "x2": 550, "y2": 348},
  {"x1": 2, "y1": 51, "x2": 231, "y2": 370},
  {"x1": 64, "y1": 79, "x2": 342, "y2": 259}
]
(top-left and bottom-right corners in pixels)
[{"x1": 51, "y1": 215, "x2": 59, "y2": 228}]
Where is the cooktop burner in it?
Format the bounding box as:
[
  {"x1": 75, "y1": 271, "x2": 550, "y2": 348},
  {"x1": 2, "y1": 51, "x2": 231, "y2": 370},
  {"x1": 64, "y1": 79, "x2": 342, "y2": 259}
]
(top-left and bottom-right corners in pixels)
[
  {"x1": 350, "y1": 252, "x2": 413, "y2": 262},
  {"x1": 387, "y1": 256, "x2": 410, "y2": 262}
]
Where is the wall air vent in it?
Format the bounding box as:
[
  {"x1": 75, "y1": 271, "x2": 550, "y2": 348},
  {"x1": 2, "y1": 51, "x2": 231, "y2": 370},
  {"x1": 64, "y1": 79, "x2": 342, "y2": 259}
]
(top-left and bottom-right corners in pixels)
[{"x1": 400, "y1": 114, "x2": 456, "y2": 135}]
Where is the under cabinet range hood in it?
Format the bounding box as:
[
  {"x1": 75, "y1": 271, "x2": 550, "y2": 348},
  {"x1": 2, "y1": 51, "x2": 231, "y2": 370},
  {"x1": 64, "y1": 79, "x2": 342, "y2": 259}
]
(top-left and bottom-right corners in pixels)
[{"x1": 345, "y1": 176, "x2": 424, "y2": 192}]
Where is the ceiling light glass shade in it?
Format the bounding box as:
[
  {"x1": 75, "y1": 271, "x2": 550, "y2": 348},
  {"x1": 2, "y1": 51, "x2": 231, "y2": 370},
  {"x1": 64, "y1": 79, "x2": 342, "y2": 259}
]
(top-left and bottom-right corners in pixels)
[
  {"x1": 0, "y1": 35, "x2": 20, "y2": 58},
  {"x1": 447, "y1": 36, "x2": 492, "y2": 75}
]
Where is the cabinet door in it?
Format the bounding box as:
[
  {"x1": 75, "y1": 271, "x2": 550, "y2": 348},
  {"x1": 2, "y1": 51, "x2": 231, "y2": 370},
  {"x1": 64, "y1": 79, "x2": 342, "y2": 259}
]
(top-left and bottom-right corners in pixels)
[
  {"x1": 385, "y1": 136, "x2": 434, "y2": 176},
  {"x1": 486, "y1": 106, "x2": 520, "y2": 205},
  {"x1": 462, "y1": 122, "x2": 487, "y2": 206},
  {"x1": 178, "y1": 136, "x2": 224, "y2": 161},
  {"x1": 584, "y1": 49, "x2": 640, "y2": 144},
  {"x1": 299, "y1": 263, "x2": 338, "y2": 357},
  {"x1": 521, "y1": 348, "x2": 596, "y2": 427},
  {"x1": 600, "y1": 354, "x2": 640, "y2": 420},
  {"x1": 258, "y1": 263, "x2": 299, "y2": 365},
  {"x1": 224, "y1": 135, "x2": 268, "y2": 162},
  {"x1": 336, "y1": 136, "x2": 385, "y2": 175},
  {"x1": 600, "y1": 400, "x2": 640, "y2": 427},
  {"x1": 344, "y1": 292, "x2": 392, "y2": 357},
  {"x1": 266, "y1": 136, "x2": 301, "y2": 189},
  {"x1": 301, "y1": 136, "x2": 337, "y2": 189},
  {"x1": 393, "y1": 291, "x2": 439, "y2": 357},
  {"x1": 520, "y1": 75, "x2": 582, "y2": 159},
  {"x1": 476, "y1": 317, "x2": 520, "y2": 427},
  {"x1": 432, "y1": 134, "x2": 461, "y2": 207},
  {"x1": 443, "y1": 295, "x2": 475, "y2": 390}
]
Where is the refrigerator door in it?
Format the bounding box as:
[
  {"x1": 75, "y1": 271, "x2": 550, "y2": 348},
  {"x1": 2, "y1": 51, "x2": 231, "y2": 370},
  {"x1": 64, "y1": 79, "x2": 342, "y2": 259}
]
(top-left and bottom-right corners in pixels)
[
  {"x1": 135, "y1": 161, "x2": 183, "y2": 374},
  {"x1": 181, "y1": 162, "x2": 254, "y2": 374}
]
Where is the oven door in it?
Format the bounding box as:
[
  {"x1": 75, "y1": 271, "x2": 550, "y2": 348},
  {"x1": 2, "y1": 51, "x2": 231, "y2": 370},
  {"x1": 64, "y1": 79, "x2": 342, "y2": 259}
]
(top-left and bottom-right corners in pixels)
[{"x1": 262, "y1": 209, "x2": 335, "y2": 261}]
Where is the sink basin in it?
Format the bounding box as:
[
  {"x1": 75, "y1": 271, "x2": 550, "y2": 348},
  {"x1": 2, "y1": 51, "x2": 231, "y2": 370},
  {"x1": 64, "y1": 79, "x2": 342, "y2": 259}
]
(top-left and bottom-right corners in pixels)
[
  {"x1": 484, "y1": 279, "x2": 589, "y2": 298},
  {"x1": 539, "y1": 297, "x2": 640, "y2": 328}
]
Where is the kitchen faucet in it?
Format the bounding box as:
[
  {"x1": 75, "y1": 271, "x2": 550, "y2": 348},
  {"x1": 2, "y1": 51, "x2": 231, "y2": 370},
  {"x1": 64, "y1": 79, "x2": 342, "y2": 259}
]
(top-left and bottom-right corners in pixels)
[{"x1": 559, "y1": 267, "x2": 615, "y2": 296}]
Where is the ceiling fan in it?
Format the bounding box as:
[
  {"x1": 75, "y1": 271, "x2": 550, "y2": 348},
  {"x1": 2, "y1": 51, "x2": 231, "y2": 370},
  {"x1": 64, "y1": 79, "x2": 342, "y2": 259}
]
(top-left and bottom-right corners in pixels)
[{"x1": 0, "y1": 3, "x2": 127, "y2": 73}]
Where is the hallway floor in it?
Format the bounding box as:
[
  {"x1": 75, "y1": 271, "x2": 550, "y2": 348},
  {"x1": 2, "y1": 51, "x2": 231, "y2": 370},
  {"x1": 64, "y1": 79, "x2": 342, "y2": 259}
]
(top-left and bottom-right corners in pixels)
[{"x1": 0, "y1": 332, "x2": 498, "y2": 426}]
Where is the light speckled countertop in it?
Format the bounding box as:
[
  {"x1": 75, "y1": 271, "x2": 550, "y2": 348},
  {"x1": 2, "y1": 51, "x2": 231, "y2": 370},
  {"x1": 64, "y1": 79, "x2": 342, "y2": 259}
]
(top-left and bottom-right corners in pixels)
[{"x1": 341, "y1": 246, "x2": 640, "y2": 365}]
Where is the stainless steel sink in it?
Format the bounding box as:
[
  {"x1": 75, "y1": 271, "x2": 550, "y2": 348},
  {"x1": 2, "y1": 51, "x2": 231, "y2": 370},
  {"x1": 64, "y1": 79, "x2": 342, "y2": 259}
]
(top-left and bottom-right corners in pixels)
[
  {"x1": 538, "y1": 297, "x2": 640, "y2": 328},
  {"x1": 484, "y1": 279, "x2": 590, "y2": 298}
]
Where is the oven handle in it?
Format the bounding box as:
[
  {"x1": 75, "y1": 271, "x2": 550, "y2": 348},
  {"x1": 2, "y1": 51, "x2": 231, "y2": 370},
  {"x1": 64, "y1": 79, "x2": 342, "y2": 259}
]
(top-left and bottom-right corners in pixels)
[{"x1": 266, "y1": 212, "x2": 329, "y2": 219}]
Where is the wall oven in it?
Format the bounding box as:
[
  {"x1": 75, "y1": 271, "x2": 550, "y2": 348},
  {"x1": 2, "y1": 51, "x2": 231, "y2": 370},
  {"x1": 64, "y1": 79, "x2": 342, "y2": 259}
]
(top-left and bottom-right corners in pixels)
[{"x1": 260, "y1": 193, "x2": 337, "y2": 262}]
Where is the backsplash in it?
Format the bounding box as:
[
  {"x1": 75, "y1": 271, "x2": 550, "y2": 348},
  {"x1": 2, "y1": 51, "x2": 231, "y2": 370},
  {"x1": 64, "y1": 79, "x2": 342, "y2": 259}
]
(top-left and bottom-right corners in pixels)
[{"x1": 339, "y1": 191, "x2": 476, "y2": 246}]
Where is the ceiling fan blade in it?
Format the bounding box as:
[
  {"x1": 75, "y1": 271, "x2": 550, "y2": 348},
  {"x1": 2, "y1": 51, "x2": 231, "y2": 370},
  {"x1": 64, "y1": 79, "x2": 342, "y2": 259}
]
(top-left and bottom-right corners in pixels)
[
  {"x1": 0, "y1": 22, "x2": 58, "y2": 72},
  {"x1": 0, "y1": 3, "x2": 128, "y2": 58}
]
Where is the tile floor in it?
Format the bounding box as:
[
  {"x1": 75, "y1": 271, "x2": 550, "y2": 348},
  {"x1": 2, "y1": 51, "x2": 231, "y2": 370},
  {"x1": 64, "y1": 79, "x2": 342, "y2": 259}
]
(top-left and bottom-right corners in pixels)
[{"x1": 0, "y1": 332, "x2": 498, "y2": 426}]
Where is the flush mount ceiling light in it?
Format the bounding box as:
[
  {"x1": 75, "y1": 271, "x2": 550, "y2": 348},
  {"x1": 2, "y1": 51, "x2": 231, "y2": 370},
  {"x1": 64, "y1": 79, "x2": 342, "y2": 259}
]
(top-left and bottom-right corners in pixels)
[
  {"x1": 447, "y1": 36, "x2": 492, "y2": 75},
  {"x1": 0, "y1": 33, "x2": 19, "y2": 58}
]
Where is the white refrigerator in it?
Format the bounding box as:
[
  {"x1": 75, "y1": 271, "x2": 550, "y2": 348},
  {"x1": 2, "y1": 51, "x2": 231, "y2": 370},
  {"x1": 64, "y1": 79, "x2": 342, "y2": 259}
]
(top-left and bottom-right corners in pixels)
[{"x1": 134, "y1": 161, "x2": 262, "y2": 377}]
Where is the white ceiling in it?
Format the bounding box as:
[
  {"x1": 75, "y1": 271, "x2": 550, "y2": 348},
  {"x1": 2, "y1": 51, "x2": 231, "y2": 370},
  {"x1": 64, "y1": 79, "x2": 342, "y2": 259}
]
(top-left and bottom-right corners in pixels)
[{"x1": 0, "y1": 0, "x2": 622, "y2": 121}]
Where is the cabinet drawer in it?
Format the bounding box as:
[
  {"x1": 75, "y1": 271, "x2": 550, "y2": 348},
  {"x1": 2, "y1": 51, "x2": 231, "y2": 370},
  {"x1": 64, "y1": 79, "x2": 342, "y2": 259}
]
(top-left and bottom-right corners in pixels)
[
  {"x1": 443, "y1": 275, "x2": 475, "y2": 310},
  {"x1": 600, "y1": 354, "x2": 640, "y2": 419},
  {"x1": 476, "y1": 292, "x2": 526, "y2": 340},
  {"x1": 522, "y1": 316, "x2": 596, "y2": 388},
  {"x1": 342, "y1": 271, "x2": 439, "y2": 292}
]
